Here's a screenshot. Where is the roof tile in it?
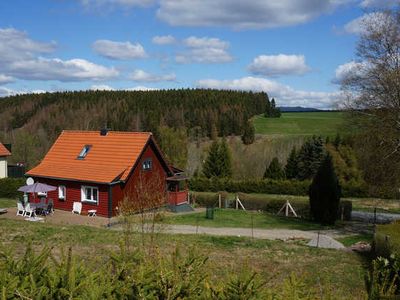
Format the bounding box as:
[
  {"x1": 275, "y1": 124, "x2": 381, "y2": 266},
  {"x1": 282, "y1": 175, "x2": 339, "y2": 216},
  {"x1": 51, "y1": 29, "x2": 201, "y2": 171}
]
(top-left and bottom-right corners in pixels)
[{"x1": 27, "y1": 131, "x2": 151, "y2": 183}]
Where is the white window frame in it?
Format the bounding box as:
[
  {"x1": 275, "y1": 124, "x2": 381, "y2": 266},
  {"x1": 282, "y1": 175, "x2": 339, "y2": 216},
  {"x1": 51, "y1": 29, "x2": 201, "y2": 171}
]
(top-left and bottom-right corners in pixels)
[
  {"x1": 81, "y1": 185, "x2": 99, "y2": 204},
  {"x1": 142, "y1": 158, "x2": 152, "y2": 170},
  {"x1": 58, "y1": 185, "x2": 66, "y2": 200}
]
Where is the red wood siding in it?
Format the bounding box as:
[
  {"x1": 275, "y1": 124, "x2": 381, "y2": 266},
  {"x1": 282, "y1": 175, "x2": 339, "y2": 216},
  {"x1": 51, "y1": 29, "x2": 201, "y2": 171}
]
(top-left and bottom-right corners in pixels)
[
  {"x1": 31, "y1": 177, "x2": 109, "y2": 217},
  {"x1": 167, "y1": 190, "x2": 188, "y2": 206},
  {"x1": 113, "y1": 142, "x2": 168, "y2": 214}
]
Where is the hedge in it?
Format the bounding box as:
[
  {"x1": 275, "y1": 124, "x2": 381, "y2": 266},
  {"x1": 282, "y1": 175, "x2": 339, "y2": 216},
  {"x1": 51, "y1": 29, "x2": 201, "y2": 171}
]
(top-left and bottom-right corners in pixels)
[
  {"x1": 0, "y1": 177, "x2": 25, "y2": 199},
  {"x1": 189, "y1": 177, "x2": 369, "y2": 198},
  {"x1": 374, "y1": 221, "x2": 400, "y2": 258},
  {"x1": 190, "y1": 192, "x2": 311, "y2": 218}
]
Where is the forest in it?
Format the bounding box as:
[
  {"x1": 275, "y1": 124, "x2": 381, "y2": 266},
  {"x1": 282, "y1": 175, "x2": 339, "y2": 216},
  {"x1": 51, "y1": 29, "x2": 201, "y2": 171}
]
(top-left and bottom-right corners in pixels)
[{"x1": 0, "y1": 89, "x2": 266, "y2": 168}]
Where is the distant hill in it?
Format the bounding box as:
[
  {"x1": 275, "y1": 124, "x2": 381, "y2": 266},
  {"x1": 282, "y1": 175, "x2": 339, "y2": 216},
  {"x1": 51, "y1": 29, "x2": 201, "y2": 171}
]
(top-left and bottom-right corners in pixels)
[
  {"x1": 0, "y1": 89, "x2": 267, "y2": 167},
  {"x1": 278, "y1": 106, "x2": 322, "y2": 112}
]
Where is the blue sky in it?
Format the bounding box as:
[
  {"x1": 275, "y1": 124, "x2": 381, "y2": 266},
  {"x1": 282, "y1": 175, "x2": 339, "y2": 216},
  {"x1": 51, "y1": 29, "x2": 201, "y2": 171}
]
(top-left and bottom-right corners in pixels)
[{"x1": 0, "y1": 0, "x2": 396, "y2": 108}]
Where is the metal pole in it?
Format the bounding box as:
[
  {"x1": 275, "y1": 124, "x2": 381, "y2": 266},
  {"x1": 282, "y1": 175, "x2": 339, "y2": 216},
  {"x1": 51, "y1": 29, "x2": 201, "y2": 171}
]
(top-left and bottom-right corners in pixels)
[
  {"x1": 374, "y1": 207, "x2": 377, "y2": 224},
  {"x1": 251, "y1": 213, "x2": 254, "y2": 240},
  {"x1": 317, "y1": 230, "x2": 320, "y2": 248}
]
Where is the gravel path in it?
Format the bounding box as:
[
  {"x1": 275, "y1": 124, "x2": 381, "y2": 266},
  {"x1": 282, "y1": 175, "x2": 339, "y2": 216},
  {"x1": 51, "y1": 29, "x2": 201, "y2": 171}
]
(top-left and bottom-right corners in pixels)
[
  {"x1": 352, "y1": 211, "x2": 400, "y2": 224},
  {"x1": 126, "y1": 224, "x2": 346, "y2": 249}
]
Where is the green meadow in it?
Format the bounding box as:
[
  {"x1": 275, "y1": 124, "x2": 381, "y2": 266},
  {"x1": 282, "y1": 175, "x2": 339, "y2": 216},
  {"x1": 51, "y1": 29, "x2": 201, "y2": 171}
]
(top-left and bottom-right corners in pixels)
[{"x1": 253, "y1": 111, "x2": 346, "y2": 137}]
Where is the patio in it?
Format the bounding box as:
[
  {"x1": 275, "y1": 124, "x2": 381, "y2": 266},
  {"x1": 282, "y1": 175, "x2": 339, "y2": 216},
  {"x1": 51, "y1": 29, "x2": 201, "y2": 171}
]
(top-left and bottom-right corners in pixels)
[{"x1": 0, "y1": 206, "x2": 117, "y2": 228}]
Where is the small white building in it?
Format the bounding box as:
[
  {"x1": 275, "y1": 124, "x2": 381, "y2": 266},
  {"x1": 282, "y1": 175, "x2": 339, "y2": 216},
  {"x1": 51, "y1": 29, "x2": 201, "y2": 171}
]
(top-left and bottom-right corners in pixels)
[{"x1": 0, "y1": 143, "x2": 11, "y2": 178}]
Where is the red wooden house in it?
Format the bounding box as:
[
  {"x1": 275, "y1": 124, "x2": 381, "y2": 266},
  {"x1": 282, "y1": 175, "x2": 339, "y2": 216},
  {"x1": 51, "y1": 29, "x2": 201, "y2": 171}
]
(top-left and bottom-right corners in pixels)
[{"x1": 26, "y1": 130, "x2": 189, "y2": 217}]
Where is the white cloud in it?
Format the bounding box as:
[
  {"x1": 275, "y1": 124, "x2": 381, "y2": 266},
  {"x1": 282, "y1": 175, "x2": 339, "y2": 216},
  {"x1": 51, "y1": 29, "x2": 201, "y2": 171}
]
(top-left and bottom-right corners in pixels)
[
  {"x1": 0, "y1": 28, "x2": 119, "y2": 82},
  {"x1": 157, "y1": 0, "x2": 351, "y2": 30},
  {"x1": 90, "y1": 84, "x2": 115, "y2": 90},
  {"x1": 0, "y1": 28, "x2": 56, "y2": 63},
  {"x1": 360, "y1": 0, "x2": 399, "y2": 7},
  {"x1": 129, "y1": 69, "x2": 176, "y2": 82},
  {"x1": 125, "y1": 86, "x2": 158, "y2": 91},
  {"x1": 248, "y1": 54, "x2": 310, "y2": 77},
  {"x1": 0, "y1": 87, "x2": 48, "y2": 98},
  {"x1": 80, "y1": 0, "x2": 155, "y2": 8},
  {"x1": 0, "y1": 74, "x2": 14, "y2": 84},
  {"x1": 6, "y1": 57, "x2": 119, "y2": 81},
  {"x1": 176, "y1": 36, "x2": 233, "y2": 64},
  {"x1": 333, "y1": 61, "x2": 368, "y2": 84},
  {"x1": 344, "y1": 12, "x2": 387, "y2": 35},
  {"x1": 196, "y1": 76, "x2": 340, "y2": 109},
  {"x1": 92, "y1": 40, "x2": 147, "y2": 60},
  {"x1": 152, "y1": 35, "x2": 176, "y2": 45}
]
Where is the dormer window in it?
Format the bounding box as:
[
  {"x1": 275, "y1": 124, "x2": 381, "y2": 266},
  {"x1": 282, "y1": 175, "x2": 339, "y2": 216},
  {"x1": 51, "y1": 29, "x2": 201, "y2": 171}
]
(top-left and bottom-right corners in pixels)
[
  {"x1": 77, "y1": 145, "x2": 92, "y2": 159},
  {"x1": 143, "y1": 158, "x2": 152, "y2": 170}
]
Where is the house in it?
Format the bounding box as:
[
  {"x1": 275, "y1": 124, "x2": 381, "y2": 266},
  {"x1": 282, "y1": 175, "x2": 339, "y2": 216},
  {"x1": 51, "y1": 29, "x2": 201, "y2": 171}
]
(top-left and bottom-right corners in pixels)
[
  {"x1": 0, "y1": 143, "x2": 11, "y2": 178},
  {"x1": 26, "y1": 130, "x2": 188, "y2": 217}
]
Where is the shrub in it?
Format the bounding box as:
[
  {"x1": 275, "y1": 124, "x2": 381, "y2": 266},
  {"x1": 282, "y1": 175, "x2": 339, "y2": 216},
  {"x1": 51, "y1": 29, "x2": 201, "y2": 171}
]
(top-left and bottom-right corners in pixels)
[
  {"x1": 0, "y1": 177, "x2": 25, "y2": 198},
  {"x1": 309, "y1": 154, "x2": 341, "y2": 225},
  {"x1": 365, "y1": 255, "x2": 400, "y2": 298},
  {"x1": 189, "y1": 177, "x2": 310, "y2": 195},
  {"x1": 374, "y1": 221, "x2": 400, "y2": 258}
]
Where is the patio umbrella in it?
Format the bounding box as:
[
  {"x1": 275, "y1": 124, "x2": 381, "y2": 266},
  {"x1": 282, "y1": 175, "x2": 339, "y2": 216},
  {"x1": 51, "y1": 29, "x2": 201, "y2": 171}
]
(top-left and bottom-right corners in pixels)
[{"x1": 18, "y1": 182, "x2": 57, "y2": 193}]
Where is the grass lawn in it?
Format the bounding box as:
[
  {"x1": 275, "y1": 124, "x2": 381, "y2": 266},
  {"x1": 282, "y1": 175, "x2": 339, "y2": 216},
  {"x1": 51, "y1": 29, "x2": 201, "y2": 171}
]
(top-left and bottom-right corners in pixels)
[
  {"x1": 164, "y1": 208, "x2": 324, "y2": 231},
  {"x1": 0, "y1": 218, "x2": 367, "y2": 298},
  {"x1": 337, "y1": 233, "x2": 374, "y2": 247},
  {"x1": 0, "y1": 198, "x2": 15, "y2": 208},
  {"x1": 253, "y1": 111, "x2": 345, "y2": 136}
]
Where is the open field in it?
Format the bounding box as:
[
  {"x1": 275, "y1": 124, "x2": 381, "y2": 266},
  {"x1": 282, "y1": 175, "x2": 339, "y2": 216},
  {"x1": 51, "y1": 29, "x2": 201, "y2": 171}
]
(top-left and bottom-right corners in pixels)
[
  {"x1": 253, "y1": 111, "x2": 345, "y2": 136},
  {"x1": 0, "y1": 217, "x2": 368, "y2": 298}
]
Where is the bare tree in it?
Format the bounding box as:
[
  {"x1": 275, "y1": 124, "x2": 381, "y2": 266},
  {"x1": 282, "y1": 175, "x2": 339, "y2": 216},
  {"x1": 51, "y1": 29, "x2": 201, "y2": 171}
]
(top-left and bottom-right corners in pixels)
[
  {"x1": 342, "y1": 8, "x2": 400, "y2": 196},
  {"x1": 118, "y1": 171, "x2": 168, "y2": 253}
]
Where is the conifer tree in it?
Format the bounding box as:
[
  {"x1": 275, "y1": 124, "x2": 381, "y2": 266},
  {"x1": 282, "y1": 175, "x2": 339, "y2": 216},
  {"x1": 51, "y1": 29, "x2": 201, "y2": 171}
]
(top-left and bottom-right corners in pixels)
[
  {"x1": 202, "y1": 140, "x2": 220, "y2": 178},
  {"x1": 297, "y1": 136, "x2": 325, "y2": 180},
  {"x1": 219, "y1": 137, "x2": 233, "y2": 178},
  {"x1": 309, "y1": 154, "x2": 341, "y2": 225},
  {"x1": 285, "y1": 147, "x2": 299, "y2": 179},
  {"x1": 241, "y1": 120, "x2": 255, "y2": 145},
  {"x1": 264, "y1": 157, "x2": 285, "y2": 180}
]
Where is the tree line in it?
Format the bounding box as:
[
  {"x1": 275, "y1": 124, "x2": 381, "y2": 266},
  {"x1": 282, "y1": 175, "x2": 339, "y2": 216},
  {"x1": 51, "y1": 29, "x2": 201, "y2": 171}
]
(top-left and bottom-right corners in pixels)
[{"x1": 0, "y1": 89, "x2": 267, "y2": 168}]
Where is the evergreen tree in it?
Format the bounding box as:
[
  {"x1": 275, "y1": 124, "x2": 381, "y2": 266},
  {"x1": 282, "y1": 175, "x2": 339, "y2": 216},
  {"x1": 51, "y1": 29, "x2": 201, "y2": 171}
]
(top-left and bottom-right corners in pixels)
[
  {"x1": 297, "y1": 136, "x2": 325, "y2": 180},
  {"x1": 309, "y1": 154, "x2": 341, "y2": 225},
  {"x1": 219, "y1": 138, "x2": 233, "y2": 178},
  {"x1": 241, "y1": 120, "x2": 255, "y2": 145},
  {"x1": 202, "y1": 140, "x2": 220, "y2": 178},
  {"x1": 264, "y1": 99, "x2": 271, "y2": 118},
  {"x1": 264, "y1": 157, "x2": 285, "y2": 180},
  {"x1": 285, "y1": 147, "x2": 299, "y2": 179},
  {"x1": 264, "y1": 98, "x2": 281, "y2": 118}
]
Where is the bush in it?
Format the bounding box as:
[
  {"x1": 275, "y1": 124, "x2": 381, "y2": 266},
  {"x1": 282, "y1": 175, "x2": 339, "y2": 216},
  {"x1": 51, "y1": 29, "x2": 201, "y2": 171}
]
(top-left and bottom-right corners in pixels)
[
  {"x1": 309, "y1": 154, "x2": 341, "y2": 225},
  {"x1": 237, "y1": 193, "x2": 310, "y2": 218},
  {"x1": 0, "y1": 177, "x2": 25, "y2": 198},
  {"x1": 374, "y1": 221, "x2": 400, "y2": 258},
  {"x1": 189, "y1": 178, "x2": 310, "y2": 195}
]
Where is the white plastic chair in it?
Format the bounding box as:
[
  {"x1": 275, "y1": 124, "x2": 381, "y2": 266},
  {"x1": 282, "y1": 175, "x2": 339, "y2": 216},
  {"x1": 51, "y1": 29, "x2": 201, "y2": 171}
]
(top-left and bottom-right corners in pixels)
[
  {"x1": 72, "y1": 202, "x2": 82, "y2": 214},
  {"x1": 16, "y1": 202, "x2": 25, "y2": 216},
  {"x1": 24, "y1": 203, "x2": 35, "y2": 218}
]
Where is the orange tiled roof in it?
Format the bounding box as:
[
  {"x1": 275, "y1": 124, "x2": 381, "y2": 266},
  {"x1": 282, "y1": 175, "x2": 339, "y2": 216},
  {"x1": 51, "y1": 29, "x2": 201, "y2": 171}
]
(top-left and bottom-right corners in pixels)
[
  {"x1": 0, "y1": 143, "x2": 11, "y2": 156},
  {"x1": 27, "y1": 131, "x2": 152, "y2": 183}
]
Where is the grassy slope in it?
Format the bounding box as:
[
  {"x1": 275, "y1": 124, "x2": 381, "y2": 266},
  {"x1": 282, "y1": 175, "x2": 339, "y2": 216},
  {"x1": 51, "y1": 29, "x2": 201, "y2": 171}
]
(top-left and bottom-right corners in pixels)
[
  {"x1": 253, "y1": 111, "x2": 345, "y2": 136},
  {"x1": 0, "y1": 218, "x2": 366, "y2": 298}
]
